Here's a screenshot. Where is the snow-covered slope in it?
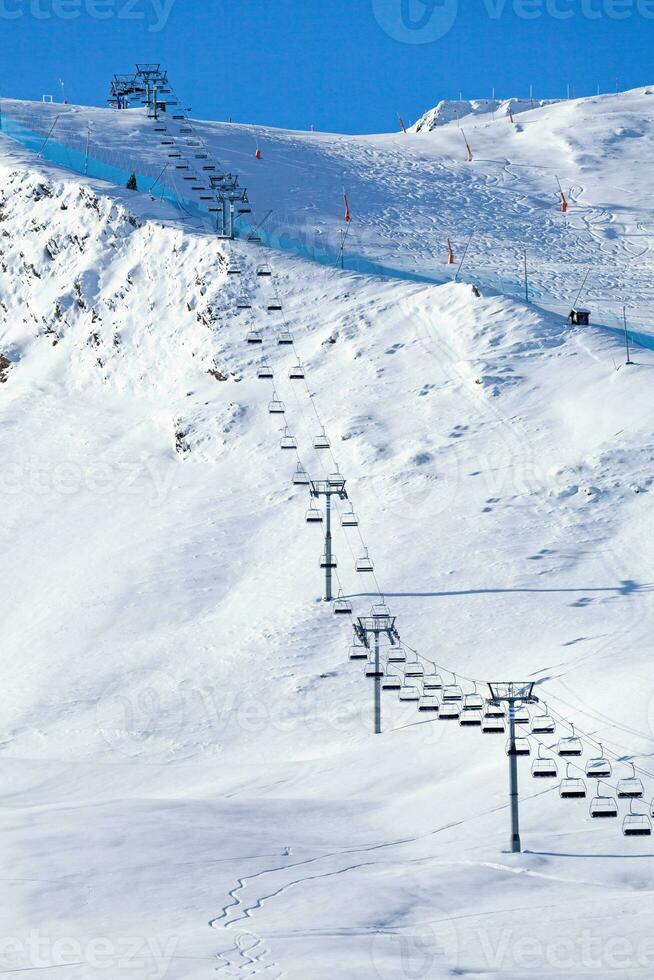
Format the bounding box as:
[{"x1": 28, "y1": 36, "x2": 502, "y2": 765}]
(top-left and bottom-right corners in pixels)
[
  {"x1": 411, "y1": 96, "x2": 559, "y2": 131},
  {"x1": 2, "y1": 92, "x2": 654, "y2": 978}
]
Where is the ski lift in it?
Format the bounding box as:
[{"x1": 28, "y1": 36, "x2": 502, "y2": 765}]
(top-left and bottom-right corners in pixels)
[
  {"x1": 246, "y1": 330, "x2": 263, "y2": 345},
  {"x1": 399, "y1": 686, "x2": 420, "y2": 702},
  {"x1": 257, "y1": 266, "x2": 272, "y2": 277},
  {"x1": 460, "y1": 709, "x2": 482, "y2": 728},
  {"x1": 372, "y1": 602, "x2": 391, "y2": 618},
  {"x1": 419, "y1": 696, "x2": 440, "y2": 713},
  {"x1": 333, "y1": 591, "x2": 352, "y2": 615},
  {"x1": 327, "y1": 469, "x2": 345, "y2": 488},
  {"x1": 623, "y1": 800, "x2": 652, "y2": 837},
  {"x1": 237, "y1": 299, "x2": 252, "y2": 310},
  {"x1": 341, "y1": 507, "x2": 359, "y2": 527},
  {"x1": 349, "y1": 643, "x2": 367, "y2": 661},
  {"x1": 482, "y1": 715, "x2": 506, "y2": 734},
  {"x1": 387, "y1": 646, "x2": 407, "y2": 663},
  {"x1": 617, "y1": 764, "x2": 644, "y2": 799},
  {"x1": 268, "y1": 397, "x2": 285, "y2": 414},
  {"x1": 289, "y1": 363, "x2": 305, "y2": 381},
  {"x1": 424, "y1": 674, "x2": 443, "y2": 691},
  {"x1": 320, "y1": 553, "x2": 337, "y2": 569},
  {"x1": 484, "y1": 701, "x2": 505, "y2": 719},
  {"x1": 506, "y1": 737, "x2": 531, "y2": 757},
  {"x1": 280, "y1": 427, "x2": 298, "y2": 450},
  {"x1": 257, "y1": 363, "x2": 274, "y2": 379},
  {"x1": 531, "y1": 746, "x2": 558, "y2": 779},
  {"x1": 463, "y1": 688, "x2": 484, "y2": 712},
  {"x1": 305, "y1": 505, "x2": 323, "y2": 524},
  {"x1": 560, "y1": 764, "x2": 587, "y2": 799},
  {"x1": 442, "y1": 676, "x2": 463, "y2": 702},
  {"x1": 356, "y1": 550, "x2": 374, "y2": 573},
  {"x1": 404, "y1": 663, "x2": 424, "y2": 678},
  {"x1": 268, "y1": 302, "x2": 282, "y2": 312},
  {"x1": 365, "y1": 663, "x2": 384, "y2": 678},
  {"x1": 277, "y1": 331, "x2": 294, "y2": 345},
  {"x1": 513, "y1": 705, "x2": 530, "y2": 726},
  {"x1": 557, "y1": 725, "x2": 583, "y2": 757},
  {"x1": 438, "y1": 703, "x2": 461, "y2": 721},
  {"x1": 585, "y1": 745, "x2": 612, "y2": 780},
  {"x1": 314, "y1": 430, "x2": 330, "y2": 450},
  {"x1": 383, "y1": 676, "x2": 402, "y2": 691},
  {"x1": 531, "y1": 703, "x2": 556, "y2": 735},
  {"x1": 589, "y1": 783, "x2": 619, "y2": 818},
  {"x1": 292, "y1": 464, "x2": 310, "y2": 486}
]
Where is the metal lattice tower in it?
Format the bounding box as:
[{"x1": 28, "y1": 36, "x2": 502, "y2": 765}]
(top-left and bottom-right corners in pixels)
[
  {"x1": 354, "y1": 605, "x2": 400, "y2": 734},
  {"x1": 309, "y1": 475, "x2": 348, "y2": 603},
  {"x1": 487, "y1": 682, "x2": 539, "y2": 853}
]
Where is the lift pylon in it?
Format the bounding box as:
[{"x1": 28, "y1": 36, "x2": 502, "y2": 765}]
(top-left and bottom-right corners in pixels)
[
  {"x1": 488, "y1": 682, "x2": 539, "y2": 853},
  {"x1": 309, "y1": 475, "x2": 348, "y2": 602},
  {"x1": 354, "y1": 605, "x2": 400, "y2": 734}
]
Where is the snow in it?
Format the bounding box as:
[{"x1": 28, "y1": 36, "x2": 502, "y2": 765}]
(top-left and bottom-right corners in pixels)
[{"x1": 1, "y1": 88, "x2": 654, "y2": 977}]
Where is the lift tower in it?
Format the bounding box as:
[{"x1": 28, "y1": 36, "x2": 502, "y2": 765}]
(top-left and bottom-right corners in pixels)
[
  {"x1": 355, "y1": 605, "x2": 400, "y2": 734},
  {"x1": 487, "y1": 682, "x2": 539, "y2": 853},
  {"x1": 309, "y1": 474, "x2": 348, "y2": 603}
]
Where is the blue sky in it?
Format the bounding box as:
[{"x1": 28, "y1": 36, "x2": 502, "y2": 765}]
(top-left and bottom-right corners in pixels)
[{"x1": 0, "y1": 0, "x2": 651, "y2": 133}]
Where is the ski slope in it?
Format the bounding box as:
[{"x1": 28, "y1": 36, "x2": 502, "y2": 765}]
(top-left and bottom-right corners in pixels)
[{"x1": 1, "y1": 90, "x2": 654, "y2": 978}]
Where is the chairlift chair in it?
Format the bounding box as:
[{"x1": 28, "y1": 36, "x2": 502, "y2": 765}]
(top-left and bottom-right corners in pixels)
[
  {"x1": 460, "y1": 709, "x2": 482, "y2": 727},
  {"x1": 289, "y1": 363, "x2": 306, "y2": 380},
  {"x1": 365, "y1": 663, "x2": 384, "y2": 678},
  {"x1": 277, "y1": 332, "x2": 294, "y2": 345},
  {"x1": 257, "y1": 363, "x2": 273, "y2": 380},
  {"x1": 617, "y1": 764, "x2": 644, "y2": 799},
  {"x1": 513, "y1": 705, "x2": 530, "y2": 726},
  {"x1": 246, "y1": 330, "x2": 263, "y2": 345},
  {"x1": 531, "y1": 748, "x2": 558, "y2": 779},
  {"x1": 484, "y1": 701, "x2": 505, "y2": 719},
  {"x1": 280, "y1": 428, "x2": 298, "y2": 450},
  {"x1": 404, "y1": 663, "x2": 424, "y2": 678},
  {"x1": 399, "y1": 686, "x2": 420, "y2": 702},
  {"x1": 442, "y1": 680, "x2": 463, "y2": 703},
  {"x1": 349, "y1": 643, "x2": 367, "y2": 661},
  {"x1": 237, "y1": 300, "x2": 252, "y2": 310},
  {"x1": 341, "y1": 507, "x2": 359, "y2": 527},
  {"x1": 557, "y1": 725, "x2": 583, "y2": 757},
  {"x1": 314, "y1": 430, "x2": 330, "y2": 450},
  {"x1": 257, "y1": 267, "x2": 272, "y2": 277},
  {"x1": 506, "y1": 737, "x2": 531, "y2": 757},
  {"x1": 268, "y1": 302, "x2": 282, "y2": 312},
  {"x1": 585, "y1": 745, "x2": 612, "y2": 779},
  {"x1": 463, "y1": 692, "x2": 484, "y2": 712},
  {"x1": 387, "y1": 647, "x2": 407, "y2": 663},
  {"x1": 292, "y1": 464, "x2": 310, "y2": 486},
  {"x1": 423, "y1": 674, "x2": 443, "y2": 691},
  {"x1": 531, "y1": 704, "x2": 556, "y2": 735},
  {"x1": 560, "y1": 765, "x2": 587, "y2": 798},
  {"x1": 320, "y1": 553, "x2": 337, "y2": 569},
  {"x1": 371, "y1": 602, "x2": 391, "y2": 618},
  {"x1": 419, "y1": 696, "x2": 440, "y2": 713},
  {"x1": 382, "y1": 676, "x2": 402, "y2": 691},
  {"x1": 589, "y1": 783, "x2": 619, "y2": 818},
  {"x1": 356, "y1": 550, "x2": 374, "y2": 573},
  {"x1": 268, "y1": 397, "x2": 285, "y2": 414},
  {"x1": 305, "y1": 505, "x2": 323, "y2": 524},
  {"x1": 482, "y1": 715, "x2": 506, "y2": 734},
  {"x1": 333, "y1": 591, "x2": 352, "y2": 615},
  {"x1": 438, "y1": 702, "x2": 461, "y2": 721},
  {"x1": 623, "y1": 801, "x2": 652, "y2": 837}
]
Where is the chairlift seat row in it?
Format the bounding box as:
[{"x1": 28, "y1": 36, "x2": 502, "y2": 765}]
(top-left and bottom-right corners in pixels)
[
  {"x1": 438, "y1": 704, "x2": 461, "y2": 721},
  {"x1": 399, "y1": 687, "x2": 420, "y2": 702},
  {"x1": 419, "y1": 696, "x2": 440, "y2": 712}
]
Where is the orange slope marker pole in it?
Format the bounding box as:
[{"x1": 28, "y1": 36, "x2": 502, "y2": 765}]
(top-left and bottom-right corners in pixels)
[
  {"x1": 397, "y1": 113, "x2": 407, "y2": 134},
  {"x1": 447, "y1": 238, "x2": 456, "y2": 265},
  {"x1": 556, "y1": 175, "x2": 568, "y2": 212}
]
